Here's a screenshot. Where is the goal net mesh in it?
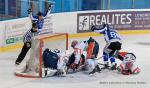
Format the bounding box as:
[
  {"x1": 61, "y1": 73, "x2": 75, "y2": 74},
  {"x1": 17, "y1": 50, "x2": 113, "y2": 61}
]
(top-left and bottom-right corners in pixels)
[{"x1": 15, "y1": 33, "x2": 68, "y2": 78}]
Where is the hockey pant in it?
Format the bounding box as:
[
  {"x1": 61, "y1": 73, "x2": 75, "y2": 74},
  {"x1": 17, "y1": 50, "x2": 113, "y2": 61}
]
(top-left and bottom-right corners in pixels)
[
  {"x1": 103, "y1": 42, "x2": 121, "y2": 65},
  {"x1": 15, "y1": 42, "x2": 31, "y2": 64}
]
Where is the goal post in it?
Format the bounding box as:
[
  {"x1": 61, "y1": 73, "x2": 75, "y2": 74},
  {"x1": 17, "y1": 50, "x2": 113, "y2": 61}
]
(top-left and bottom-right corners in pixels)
[{"x1": 15, "y1": 33, "x2": 68, "y2": 78}]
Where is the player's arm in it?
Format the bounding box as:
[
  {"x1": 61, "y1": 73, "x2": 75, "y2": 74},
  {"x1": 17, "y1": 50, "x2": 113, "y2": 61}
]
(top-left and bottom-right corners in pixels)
[
  {"x1": 74, "y1": 49, "x2": 81, "y2": 64},
  {"x1": 91, "y1": 26, "x2": 106, "y2": 33},
  {"x1": 28, "y1": 8, "x2": 38, "y2": 21},
  {"x1": 70, "y1": 48, "x2": 81, "y2": 69},
  {"x1": 43, "y1": 3, "x2": 54, "y2": 19},
  {"x1": 87, "y1": 42, "x2": 94, "y2": 59}
]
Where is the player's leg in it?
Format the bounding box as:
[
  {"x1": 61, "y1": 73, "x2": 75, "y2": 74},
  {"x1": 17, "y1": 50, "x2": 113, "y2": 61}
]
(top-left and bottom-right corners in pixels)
[
  {"x1": 15, "y1": 42, "x2": 31, "y2": 65},
  {"x1": 55, "y1": 57, "x2": 66, "y2": 76},
  {"x1": 93, "y1": 43, "x2": 101, "y2": 72},
  {"x1": 87, "y1": 59, "x2": 97, "y2": 75},
  {"x1": 117, "y1": 62, "x2": 125, "y2": 74},
  {"x1": 107, "y1": 42, "x2": 122, "y2": 70},
  {"x1": 66, "y1": 53, "x2": 77, "y2": 73},
  {"x1": 66, "y1": 53, "x2": 75, "y2": 67},
  {"x1": 109, "y1": 56, "x2": 117, "y2": 70},
  {"x1": 94, "y1": 59, "x2": 101, "y2": 73},
  {"x1": 131, "y1": 64, "x2": 140, "y2": 74},
  {"x1": 103, "y1": 44, "x2": 110, "y2": 68}
]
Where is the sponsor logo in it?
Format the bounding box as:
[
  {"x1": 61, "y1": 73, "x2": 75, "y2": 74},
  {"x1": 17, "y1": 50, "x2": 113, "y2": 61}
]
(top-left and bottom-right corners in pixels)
[{"x1": 77, "y1": 11, "x2": 150, "y2": 33}]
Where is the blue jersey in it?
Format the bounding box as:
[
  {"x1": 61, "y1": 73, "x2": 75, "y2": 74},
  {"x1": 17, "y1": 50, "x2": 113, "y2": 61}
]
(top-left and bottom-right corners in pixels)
[
  {"x1": 29, "y1": 9, "x2": 51, "y2": 31},
  {"x1": 94, "y1": 26, "x2": 122, "y2": 44},
  {"x1": 32, "y1": 18, "x2": 44, "y2": 30}
]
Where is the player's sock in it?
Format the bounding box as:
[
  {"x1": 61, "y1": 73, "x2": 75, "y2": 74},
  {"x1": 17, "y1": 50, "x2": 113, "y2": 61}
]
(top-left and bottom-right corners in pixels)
[
  {"x1": 103, "y1": 52, "x2": 109, "y2": 69},
  {"x1": 103, "y1": 61, "x2": 109, "y2": 69}
]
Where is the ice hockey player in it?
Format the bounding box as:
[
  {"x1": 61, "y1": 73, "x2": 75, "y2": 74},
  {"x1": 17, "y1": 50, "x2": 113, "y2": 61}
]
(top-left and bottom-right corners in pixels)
[
  {"x1": 116, "y1": 52, "x2": 141, "y2": 75},
  {"x1": 42, "y1": 48, "x2": 66, "y2": 77},
  {"x1": 15, "y1": 22, "x2": 38, "y2": 65},
  {"x1": 28, "y1": 3, "x2": 53, "y2": 33},
  {"x1": 86, "y1": 37, "x2": 101, "y2": 75},
  {"x1": 91, "y1": 24, "x2": 122, "y2": 70},
  {"x1": 66, "y1": 40, "x2": 88, "y2": 73}
]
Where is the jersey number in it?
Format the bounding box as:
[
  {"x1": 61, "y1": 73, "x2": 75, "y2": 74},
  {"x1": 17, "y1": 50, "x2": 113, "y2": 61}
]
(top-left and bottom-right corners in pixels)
[{"x1": 110, "y1": 32, "x2": 120, "y2": 39}]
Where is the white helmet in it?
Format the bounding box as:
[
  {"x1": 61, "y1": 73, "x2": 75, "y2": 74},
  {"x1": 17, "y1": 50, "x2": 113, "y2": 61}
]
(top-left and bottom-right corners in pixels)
[{"x1": 124, "y1": 53, "x2": 136, "y2": 63}]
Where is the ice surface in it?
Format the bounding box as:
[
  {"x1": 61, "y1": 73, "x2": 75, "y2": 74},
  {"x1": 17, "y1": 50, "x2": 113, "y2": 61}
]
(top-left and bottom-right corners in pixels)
[{"x1": 0, "y1": 34, "x2": 150, "y2": 88}]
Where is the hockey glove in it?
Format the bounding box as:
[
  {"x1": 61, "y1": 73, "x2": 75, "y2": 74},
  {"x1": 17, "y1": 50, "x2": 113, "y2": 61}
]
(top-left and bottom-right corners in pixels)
[
  {"x1": 27, "y1": 9, "x2": 32, "y2": 14},
  {"x1": 91, "y1": 26, "x2": 96, "y2": 31},
  {"x1": 48, "y1": 3, "x2": 54, "y2": 10},
  {"x1": 26, "y1": 42, "x2": 31, "y2": 47},
  {"x1": 70, "y1": 63, "x2": 78, "y2": 69}
]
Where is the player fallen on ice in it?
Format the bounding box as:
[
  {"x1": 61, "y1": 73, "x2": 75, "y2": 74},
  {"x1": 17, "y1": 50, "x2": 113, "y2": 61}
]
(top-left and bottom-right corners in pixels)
[
  {"x1": 86, "y1": 37, "x2": 101, "y2": 75},
  {"x1": 15, "y1": 22, "x2": 38, "y2": 65},
  {"x1": 116, "y1": 52, "x2": 140, "y2": 75},
  {"x1": 66, "y1": 40, "x2": 87, "y2": 73},
  {"x1": 28, "y1": 3, "x2": 53, "y2": 33},
  {"x1": 91, "y1": 24, "x2": 122, "y2": 70},
  {"x1": 42, "y1": 48, "x2": 67, "y2": 77}
]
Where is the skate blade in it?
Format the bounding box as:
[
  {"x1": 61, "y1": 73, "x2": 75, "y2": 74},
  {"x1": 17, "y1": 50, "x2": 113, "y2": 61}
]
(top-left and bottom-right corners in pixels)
[{"x1": 89, "y1": 72, "x2": 97, "y2": 77}]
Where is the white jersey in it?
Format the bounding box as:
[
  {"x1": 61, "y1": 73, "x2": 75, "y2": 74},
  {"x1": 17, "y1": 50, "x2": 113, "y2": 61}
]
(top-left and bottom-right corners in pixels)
[
  {"x1": 75, "y1": 41, "x2": 88, "y2": 51},
  {"x1": 73, "y1": 41, "x2": 88, "y2": 64}
]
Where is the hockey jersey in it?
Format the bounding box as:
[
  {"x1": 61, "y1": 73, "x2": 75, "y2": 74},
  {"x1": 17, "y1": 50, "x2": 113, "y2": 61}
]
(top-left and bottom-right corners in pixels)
[
  {"x1": 73, "y1": 41, "x2": 87, "y2": 64},
  {"x1": 29, "y1": 9, "x2": 51, "y2": 31},
  {"x1": 94, "y1": 26, "x2": 122, "y2": 44}
]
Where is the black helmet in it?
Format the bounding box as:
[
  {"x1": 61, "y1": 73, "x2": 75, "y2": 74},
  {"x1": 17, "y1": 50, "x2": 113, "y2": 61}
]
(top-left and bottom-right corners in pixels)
[
  {"x1": 37, "y1": 12, "x2": 43, "y2": 16},
  {"x1": 102, "y1": 23, "x2": 109, "y2": 28},
  {"x1": 32, "y1": 22, "x2": 37, "y2": 28},
  {"x1": 87, "y1": 37, "x2": 95, "y2": 44}
]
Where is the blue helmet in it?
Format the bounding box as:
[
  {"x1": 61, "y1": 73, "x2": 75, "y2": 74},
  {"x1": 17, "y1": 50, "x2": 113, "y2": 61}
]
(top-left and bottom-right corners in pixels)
[{"x1": 37, "y1": 12, "x2": 43, "y2": 16}]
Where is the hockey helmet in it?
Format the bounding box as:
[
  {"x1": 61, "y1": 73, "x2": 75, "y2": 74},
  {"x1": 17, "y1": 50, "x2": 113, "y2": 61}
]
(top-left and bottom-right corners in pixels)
[
  {"x1": 100, "y1": 23, "x2": 109, "y2": 31},
  {"x1": 37, "y1": 12, "x2": 43, "y2": 16},
  {"x1": 124, "y1": 53, "x2": 136, "y2": 63},
  {"x1": 53, "y1": 49, "x2": 61, "y2": 53},
  {"x1": 71, "y1": 40, "x2": 78, "y2": 48},
  {"x1": 87, "y1": 37, "x2": 95, "y2": 44}
]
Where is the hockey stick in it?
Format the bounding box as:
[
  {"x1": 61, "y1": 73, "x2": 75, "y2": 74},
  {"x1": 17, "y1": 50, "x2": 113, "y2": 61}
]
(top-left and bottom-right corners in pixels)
[{"x1": 96, "y1": 56, "x2": 104, "y2": 60}]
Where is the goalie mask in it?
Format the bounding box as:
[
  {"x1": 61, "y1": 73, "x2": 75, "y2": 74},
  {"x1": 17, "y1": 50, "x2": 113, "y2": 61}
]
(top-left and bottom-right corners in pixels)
[{"x1": 124, "y1": 53, "x2": 136, "y2": 63}]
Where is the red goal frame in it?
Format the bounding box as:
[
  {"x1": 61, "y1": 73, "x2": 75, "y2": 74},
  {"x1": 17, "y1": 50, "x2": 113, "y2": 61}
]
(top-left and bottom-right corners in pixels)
[{"x1": 15, "y1": 33, "x2": 68, "y2": 78}]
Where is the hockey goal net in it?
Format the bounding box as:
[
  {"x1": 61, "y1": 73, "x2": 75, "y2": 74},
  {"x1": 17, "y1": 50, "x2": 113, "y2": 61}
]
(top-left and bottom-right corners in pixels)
[{"x1": 15, "y1": 33, "x2": 68, "y2": 78}]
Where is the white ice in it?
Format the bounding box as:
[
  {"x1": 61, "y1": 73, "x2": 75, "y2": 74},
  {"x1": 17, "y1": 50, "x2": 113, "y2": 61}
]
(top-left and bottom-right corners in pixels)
[{"x1": 0, "y1": 34, "x2": 150, "y2": 88}]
